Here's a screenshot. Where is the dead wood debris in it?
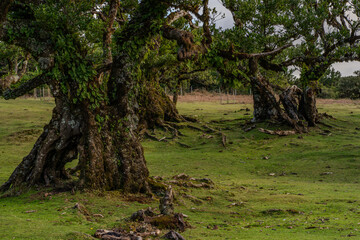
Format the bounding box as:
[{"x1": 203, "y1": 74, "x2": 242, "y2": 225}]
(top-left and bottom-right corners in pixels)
[
  {"x1": 168, "y1": 173, "x2": 214, "y2": 189},
  {"x1": 160, "y1": 186, "x2": 175, "y2": 215},
  {"x1": 258, "y1": 128, "x2": 296, "y2": 136},
  {"x1": 163, "y1": 230, "x2": 186, "y2": 240},
  {"x1": 94, "y1": 187, "x2": 189, "y2": 240},
  {"x1": 73, "y1": 203, "x2": 90, "y2": 216},
  {"x1": 219, "y1": 132, "x2": 227, "y2": 148}
]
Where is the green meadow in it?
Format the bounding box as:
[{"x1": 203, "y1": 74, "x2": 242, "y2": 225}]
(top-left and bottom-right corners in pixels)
[{"x1": 0, "y1": 99, "x2": 359, "y2": 240}]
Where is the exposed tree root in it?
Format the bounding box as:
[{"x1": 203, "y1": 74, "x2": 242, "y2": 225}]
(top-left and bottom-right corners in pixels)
[
  {"x1": 144, "y1": 131, "x2": 167, "y2": 142},
  {"x1": 0, "y1": 94, "x2": 81, "y2": 196},
  {"x1": 202, "y1": 124, "x2": 217, "y2": 133},
  {"x1": 185, "y1": 124, "x2": 205, "y2": 132},
  {"x1": 181, "y1": 115, "x2": 198, "y2": 122},
  {"x1": 318, "y1": 112, "x2": 336, "y2": 120},
  {"x1": 243, "y1": 124, "x2": 256, "y2": 132},
  {"x1": 317, "y1": 122, "x2": 334, "y2": 129},
  {"x1": 176, "y1": 141, "x2": 191, "y2": 148}
]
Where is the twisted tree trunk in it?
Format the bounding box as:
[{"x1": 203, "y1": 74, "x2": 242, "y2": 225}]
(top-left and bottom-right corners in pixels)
[
  {"x1": 1, "y1": 78, "x2": 151, "y2": 195},
  {"x1": 251, "y1": 76, "x2": 280, "y2": 122},
  {"x1": 279, "y1": 85, "x2": 303, "y2": 121},
  {"x1": 0, "y1": 83, "x2": 82, "y2": 194}
]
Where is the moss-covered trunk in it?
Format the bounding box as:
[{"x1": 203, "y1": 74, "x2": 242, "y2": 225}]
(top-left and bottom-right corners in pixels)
[
  {"x1": 138, "y1": 79, "x2": 183, "y2": 131},
  {"x1": 1, "y1": 75, "x2": 151, "y2": 195}
]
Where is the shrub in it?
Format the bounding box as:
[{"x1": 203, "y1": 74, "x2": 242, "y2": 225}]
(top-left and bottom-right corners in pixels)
[{"x1": 337, "y1": 76, "x2": 360, "y2": 99}]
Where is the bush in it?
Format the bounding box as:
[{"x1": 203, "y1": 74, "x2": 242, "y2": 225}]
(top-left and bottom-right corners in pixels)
[
  {"x1": 337, "y1": 76, "x2": 360, "y2": 99},
  {"x1": 318, "y1": 86, "x2": 338, "y2": 99}
]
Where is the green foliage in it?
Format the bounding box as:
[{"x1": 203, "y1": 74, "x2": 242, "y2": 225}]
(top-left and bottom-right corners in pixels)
[
  {"x1": 317, "y1": 86, "x2": 338, "y2": 99},
  {"x1": 288, "y1": 0, "x2": 360, "y2": 87},
  {"x1": 337, "y1": 75, "x2": 360, "y2": 99},
  {"x1": 319, "y1": 68, "x2": 342, "y2": 88}
]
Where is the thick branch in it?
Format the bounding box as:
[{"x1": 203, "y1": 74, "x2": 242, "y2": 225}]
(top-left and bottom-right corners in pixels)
[
  {"x1": 259, "y1": 58, "x2": 285, "y2": 72},
  {"x1": 220, "y1": 44, "x2": 292, "y2": 61},
  {"x1": 162, "y1": 25, "x2": 205, "y2": 61},
  {"x1": 103, "y1": 0, "x2": 120, "y2": 65},
  {"x1": 0, "y1": 0, "x2": 14, "y2": 39},
  {"x1": 0, "y1": 0, "x2": 13, "y2": 24},
  {"x1": 2, "y1": 73, "x2": 47, "y2": 100},
  {"x1": 167, "y1": 10, "x2": 189, "y2": 24},
  {"x1": 96, "y1": 63, "x2": 113, "y2": 75},
  {"x1": 202, "y1": 0, "x2": 212, "y2": 47}
]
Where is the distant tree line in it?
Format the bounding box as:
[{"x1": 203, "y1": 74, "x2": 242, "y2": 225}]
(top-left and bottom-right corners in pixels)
[{"x1": 317, "y1": 69, "x2": 360, "y2": 99}]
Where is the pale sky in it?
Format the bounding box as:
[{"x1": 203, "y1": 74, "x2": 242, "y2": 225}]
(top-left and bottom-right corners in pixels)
[{"x1": 209, "y1": 0, "x2": 360, "y2": 77}]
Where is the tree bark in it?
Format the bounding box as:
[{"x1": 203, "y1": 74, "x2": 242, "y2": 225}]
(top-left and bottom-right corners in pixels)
[
  {"x1": 1, "y1": 78, "x2": 151, "y2": 194},
  {"x1": 0, "y1": 0, "x2": 174, "y2": 196},
  {"x1": 279, "y1": 85, "x2": 304, "y2": 122},
  {"x1": 249, "y1": 58, "x2": 280, "y2": 122},
  {"x1": 138, "y1": 80, "x2": 183, "y2": 131},
  {"x1": 299, "y1": 87, "x2": 318, "y2": 126},
  {"x1": 0, "y1": 82, "x2": 82, "y2": 194},
  {"x1": 0, "y1": 0, "x2": 13, "y2": 24},
  {"x1": 251, "y1": 76, "x2": 280, "y2": 122}
]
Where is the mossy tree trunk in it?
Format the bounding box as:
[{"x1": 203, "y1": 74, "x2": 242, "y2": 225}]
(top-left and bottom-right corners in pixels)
[
  {"x1": 138, "y1": 79, "x2": 183, "y2": 131},
  {"x1": 1, "y1": 68, "x2": 151, "y2": 195},
  {"x1": 1, "y1": 0, "x2": 173, "y2": 195}
]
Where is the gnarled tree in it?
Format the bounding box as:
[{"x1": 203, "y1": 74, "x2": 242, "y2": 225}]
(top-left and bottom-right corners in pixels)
[{"x1": 0, "y1": 0, "x2": 187, "y2": 196}]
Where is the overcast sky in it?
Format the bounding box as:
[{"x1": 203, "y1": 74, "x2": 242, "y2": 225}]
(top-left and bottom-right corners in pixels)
[{"x1": 209, "y1": 0, "x2": 360, "y2": 77}]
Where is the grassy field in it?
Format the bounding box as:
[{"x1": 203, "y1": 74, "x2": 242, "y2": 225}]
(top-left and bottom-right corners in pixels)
[{"x1": 0, "y1": 98, "x2": 359, "y2": 240}]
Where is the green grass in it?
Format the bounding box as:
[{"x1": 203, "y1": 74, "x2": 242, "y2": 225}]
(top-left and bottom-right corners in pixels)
[{"x1": 0, "y1": 98, "x2": 359, "y2": 239}]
